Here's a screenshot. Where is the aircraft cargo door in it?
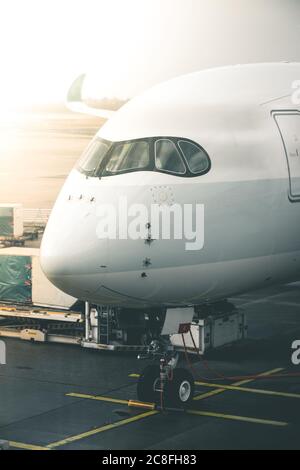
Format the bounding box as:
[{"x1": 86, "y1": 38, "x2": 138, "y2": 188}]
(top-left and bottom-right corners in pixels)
[{"x1": 274, "y1": 113, "x2": 300, "y2": 201}]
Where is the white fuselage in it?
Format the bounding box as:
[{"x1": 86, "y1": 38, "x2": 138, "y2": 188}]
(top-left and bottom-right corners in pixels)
[{"x1": 40, "y1": 63, "x2": 300, "y2": 308}]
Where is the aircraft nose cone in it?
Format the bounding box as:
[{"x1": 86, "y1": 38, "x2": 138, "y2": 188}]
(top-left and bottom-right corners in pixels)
[{"x1": 40, "y1": 204, "x2": 108, "y2": 299}]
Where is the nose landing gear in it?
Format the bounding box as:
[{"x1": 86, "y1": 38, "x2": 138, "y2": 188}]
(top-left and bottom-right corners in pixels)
[{"x1": 137, "y1": 338, "x2": 195, "y2": 409}]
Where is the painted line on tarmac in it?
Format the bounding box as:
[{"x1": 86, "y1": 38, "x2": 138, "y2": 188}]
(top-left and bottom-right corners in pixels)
[
  {"x1": 194, "y1": 380, "x2": 300, "y2": 399},
  {"x1": 47, "y1": 410, "x2": 158, "y2": 449},
  {"x1": 188, "y1": 410, "x2": 288, "y2": 427},
  {"x1": 66, "y1": 392, "x2": 129, "y2": 405},
  {"x1": 65, "y1": 390, "x2": 288, "y2": 431},
  {"x1": 193, "y1": 368, "x2": 284, "y2": 401},
  {"x1": 9, "y1": 440, "x2": 48, "y2": 451}
]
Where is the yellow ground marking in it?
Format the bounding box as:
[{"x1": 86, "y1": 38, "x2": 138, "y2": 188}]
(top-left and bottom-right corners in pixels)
[
  {"x1": 67, "y1": 393, "x2": 156, "y2": 410},
  {"x1": 9, "y1": 441, "x2": 48, "y2": 451},
  {"x1": 8, "y1": 369, "x2": 288, "y2": 452},
  {"x1": 66, "y1": 391, "x2": 288, "y2": 430},
  {"x1": 195, "y1": 380, "x2": 300, "y2": 399},
  {"x1": 193, "y1": 368, "x2": 284, "y2": 401},
  {"x1": 47, "y1": 410, "x2": 158, "y2": 449},
  {"x1": 66, "y1": 392, "x2": 129, "y2": 405},
  {"x1": 188, "y1": 410, "x2": 288, "y2": 427},
  {"x1": 56, "y1": 367, "x2": 286, "y2": 449}
]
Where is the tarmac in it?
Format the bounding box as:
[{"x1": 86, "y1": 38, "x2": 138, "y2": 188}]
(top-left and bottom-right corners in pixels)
[{"x1": 0, "y1": 282, "x2": 300, "y2": 450}]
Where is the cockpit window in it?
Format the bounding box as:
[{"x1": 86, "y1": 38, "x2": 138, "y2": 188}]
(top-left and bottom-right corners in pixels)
[
  {"x1": 77, "y1": 138, "x2": 110, "y2": 174},
  {"x1": 101, "y1": 140, "x2": 150, "y2": 176},
  {"x1": 155, "y1": 139, "x2": 186, "y2": 175},
  {"x1": 178, "y1": 140, "x2": 210, "y2": 174},
  {"x1": 77, "y1": 136, "x2": 211, "y2": 178}
]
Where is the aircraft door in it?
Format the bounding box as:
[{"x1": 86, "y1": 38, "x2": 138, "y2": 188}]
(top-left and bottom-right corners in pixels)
[{"x1": 274, "y1": 113, "x2": 300, "y2": 201}]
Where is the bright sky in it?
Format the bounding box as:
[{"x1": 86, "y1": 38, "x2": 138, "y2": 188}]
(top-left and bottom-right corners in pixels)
[{"x1": 0, "y1": 0, "x2": 299, "y2": 108}]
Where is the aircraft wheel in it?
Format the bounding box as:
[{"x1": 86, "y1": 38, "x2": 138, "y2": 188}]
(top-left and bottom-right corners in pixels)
[
  {"x1": 167, "y1": 368, "x2": 194, "y2": 408},
  {"x1": 137, "y1": 365, "x2": 161, "y2": 403}
]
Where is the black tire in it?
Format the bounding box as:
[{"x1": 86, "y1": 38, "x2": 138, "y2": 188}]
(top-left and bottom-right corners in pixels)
[
  {"x1": 137, "y1": 365, "x2": 161, "y2": 403},
  {"x1": 167, "y1": 368, "x2": 194, "y2": 408}
]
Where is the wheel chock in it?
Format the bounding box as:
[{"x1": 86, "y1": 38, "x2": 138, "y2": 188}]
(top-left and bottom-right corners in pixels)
[{"x1": 128, "y1": 400, "x2": 156, "y2": 410}]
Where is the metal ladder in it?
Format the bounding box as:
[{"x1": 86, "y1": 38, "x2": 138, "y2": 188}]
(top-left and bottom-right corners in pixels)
[{"x1": 99, "y1": 306, "x2": 111, "y2": 345}]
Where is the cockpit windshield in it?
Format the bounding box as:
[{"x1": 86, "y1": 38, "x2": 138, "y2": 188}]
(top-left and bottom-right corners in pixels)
[
  {"x1": 101, "y1": 140, "x2": 150, "y2": 176},
  {"x1": 76, "y1": 136, "x2": 210, "y2": 178},
  {"x1": 77, "y1": 139, "x2": 111, "y2": 174}
]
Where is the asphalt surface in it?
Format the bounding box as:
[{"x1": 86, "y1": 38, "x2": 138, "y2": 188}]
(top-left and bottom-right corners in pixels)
[{"x1": 0, "y1": 283, "x2": 300, "y2": 450}]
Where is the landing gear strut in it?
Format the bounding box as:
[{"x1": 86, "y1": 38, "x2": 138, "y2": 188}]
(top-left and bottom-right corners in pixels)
[{"x1": 137, "y1": 338, "x2": 194, "y2": 408}]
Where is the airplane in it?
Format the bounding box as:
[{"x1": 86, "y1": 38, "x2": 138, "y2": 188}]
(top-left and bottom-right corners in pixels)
[{"x1": 40, "y1": 63, "x2": 300, "y2": 407}]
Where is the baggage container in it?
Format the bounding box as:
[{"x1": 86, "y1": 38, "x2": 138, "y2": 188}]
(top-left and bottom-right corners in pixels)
[
  {"x1": 0, "y1": 247, "x2": 76, "y2": 309},
  {"x1": 0, "y1": 204, "x2": 23, "y2": 238}
]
